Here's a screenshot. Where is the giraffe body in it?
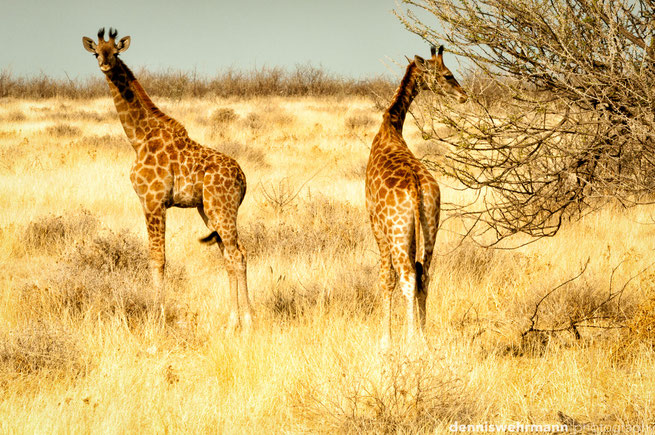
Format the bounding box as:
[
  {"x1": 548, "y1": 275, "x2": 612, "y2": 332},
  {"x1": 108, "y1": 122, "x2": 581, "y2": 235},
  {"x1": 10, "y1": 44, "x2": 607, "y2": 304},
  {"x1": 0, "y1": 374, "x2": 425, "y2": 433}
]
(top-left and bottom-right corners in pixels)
[
  {"x1": 365, "y1": 46, "x2": 467, "y2": 345},
  {"x1": 83, "y1": 28, "x2": 253, "y2": 329}
]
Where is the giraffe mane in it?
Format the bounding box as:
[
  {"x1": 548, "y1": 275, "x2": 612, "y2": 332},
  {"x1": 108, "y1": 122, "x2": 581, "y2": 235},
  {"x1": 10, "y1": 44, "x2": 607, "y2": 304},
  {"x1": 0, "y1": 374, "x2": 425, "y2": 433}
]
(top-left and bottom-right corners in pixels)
[{"x1": 118, "y1": 59, "x2": 188, "y2": 134}]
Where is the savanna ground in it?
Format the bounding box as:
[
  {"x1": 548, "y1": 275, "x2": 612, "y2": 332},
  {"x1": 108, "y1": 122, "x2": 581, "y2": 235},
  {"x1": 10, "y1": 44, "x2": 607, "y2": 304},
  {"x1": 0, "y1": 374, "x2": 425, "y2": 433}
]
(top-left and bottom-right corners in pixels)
[{"x1": 1, "y1": 89, "x2": 655, "y2": 433}]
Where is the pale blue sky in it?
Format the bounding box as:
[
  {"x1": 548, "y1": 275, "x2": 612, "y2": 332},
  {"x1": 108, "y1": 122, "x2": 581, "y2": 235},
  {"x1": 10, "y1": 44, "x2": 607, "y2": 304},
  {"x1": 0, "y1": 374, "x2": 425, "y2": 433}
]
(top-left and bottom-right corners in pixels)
[{"x1": 1, "y1": 0, "x2": 445, "y2": 80}]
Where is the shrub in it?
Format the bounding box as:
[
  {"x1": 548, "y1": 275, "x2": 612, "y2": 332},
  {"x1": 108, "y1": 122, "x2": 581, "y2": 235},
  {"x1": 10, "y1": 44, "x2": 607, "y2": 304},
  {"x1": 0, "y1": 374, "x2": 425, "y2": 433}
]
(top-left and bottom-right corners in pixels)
[
  {"x1": 20, "y1": 217, "x2": 187, "y2": 328},
  {"x1": 44, "y1": 123, "x2": 82, "y2": 137},
  {"x1": 345, "y1": 113, "x2": 375, "y2": 130},
  {"x1": 294, "y1": 351, "x2": 477, "y2": 433},
  {"x1": 0, "y1": 67, "x2": 394, "y2": 99},
  {"x1": 0, "y1": 323, "x2": 84, "y2": 382},
  {"x1": 23, "y1": 210, "x2": 98, "y2": 254},
  {"x1": 210, "y1": 107, "x2": 238, "y2": 125},
  {"x1": 213, "y1": 141, "x2": 267, "y2": 168},
  {"x1": 261, "y1": 266, "x2": 378, "y2": 321}
]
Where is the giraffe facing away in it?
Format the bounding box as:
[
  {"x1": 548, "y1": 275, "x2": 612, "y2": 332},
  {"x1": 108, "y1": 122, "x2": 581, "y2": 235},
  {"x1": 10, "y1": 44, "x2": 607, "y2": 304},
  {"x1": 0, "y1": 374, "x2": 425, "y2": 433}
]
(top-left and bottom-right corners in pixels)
[
  {"x1": 366, "y1": 46, "x2": 467, "y2": 346},
  {"x1": 82, "y1": 28, "x2": 253, "y2": 330}
]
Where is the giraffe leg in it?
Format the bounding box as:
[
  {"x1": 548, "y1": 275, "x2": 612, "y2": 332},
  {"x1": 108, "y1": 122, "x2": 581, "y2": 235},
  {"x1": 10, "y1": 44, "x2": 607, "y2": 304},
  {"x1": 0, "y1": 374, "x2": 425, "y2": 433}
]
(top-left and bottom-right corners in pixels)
[
  {"x1": 236, "y1": 241, "x2": 253, "y2": 330},
  {"x1": 144, "y1": 205, "x2": 167, "y2": 319},
  {"x1": 200, "y1": 206, "x2": 252, "y2": 332},
  {"x1": 390, "y1": 235, "x2": 418, "y2": 344},
  {"x1": 222, "y1": 233, "x2": 251, "y2": 332},
  {"x1": 417, "y1": 192, "x2": 440, "y2": 332},
  {"x1": 370, "y1": 218, "x2": 396, "y2": 350},
  {"x1": 379, "y1": 247, "x2": 396, "y2": 351}
]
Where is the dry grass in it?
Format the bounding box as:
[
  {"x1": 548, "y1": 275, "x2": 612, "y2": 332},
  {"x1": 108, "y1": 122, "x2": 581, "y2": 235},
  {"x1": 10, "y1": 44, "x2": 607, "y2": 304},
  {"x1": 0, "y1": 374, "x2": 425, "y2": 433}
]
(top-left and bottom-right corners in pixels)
[
  {"x1": 0, "y1": 94, "x2": 654, "y2": 432},
  {"x1": 0, "y1": 323, "x2": 84, "y2": 377}
]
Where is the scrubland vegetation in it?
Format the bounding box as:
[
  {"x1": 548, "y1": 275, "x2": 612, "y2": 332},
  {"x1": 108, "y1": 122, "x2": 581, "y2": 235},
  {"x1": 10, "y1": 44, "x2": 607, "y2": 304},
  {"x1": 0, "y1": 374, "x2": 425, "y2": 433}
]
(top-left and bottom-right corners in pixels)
[{"x1": 1, "y1": 70, "x2": 654, "y2": 432}]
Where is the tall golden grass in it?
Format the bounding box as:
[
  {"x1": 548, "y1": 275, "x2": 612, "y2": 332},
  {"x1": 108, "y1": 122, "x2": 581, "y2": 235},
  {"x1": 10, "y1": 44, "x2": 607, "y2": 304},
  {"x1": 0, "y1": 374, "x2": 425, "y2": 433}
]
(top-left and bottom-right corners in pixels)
[{"x1": 0, "y1": 93, "x2": 654, "y2": 432}]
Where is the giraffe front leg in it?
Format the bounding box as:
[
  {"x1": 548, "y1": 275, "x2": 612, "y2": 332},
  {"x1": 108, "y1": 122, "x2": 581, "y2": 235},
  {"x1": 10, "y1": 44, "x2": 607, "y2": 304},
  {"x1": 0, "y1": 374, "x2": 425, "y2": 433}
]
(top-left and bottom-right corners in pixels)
[{"x1": 145, "y1": 205, "x2": 167, "y2": 319}]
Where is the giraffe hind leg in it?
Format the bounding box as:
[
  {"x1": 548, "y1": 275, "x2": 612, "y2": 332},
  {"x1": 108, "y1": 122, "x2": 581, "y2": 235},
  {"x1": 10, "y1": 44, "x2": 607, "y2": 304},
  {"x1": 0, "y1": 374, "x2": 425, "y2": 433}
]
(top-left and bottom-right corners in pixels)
[
  {"x1": 417, "y1": 196, "x2": 439, "y2": 332},
  {"x1": 370, "y1": 215, "x2": 396, "y2": 350},
  {"x1": 199, "y1": 204, "x2": 252, "y2": 332}
]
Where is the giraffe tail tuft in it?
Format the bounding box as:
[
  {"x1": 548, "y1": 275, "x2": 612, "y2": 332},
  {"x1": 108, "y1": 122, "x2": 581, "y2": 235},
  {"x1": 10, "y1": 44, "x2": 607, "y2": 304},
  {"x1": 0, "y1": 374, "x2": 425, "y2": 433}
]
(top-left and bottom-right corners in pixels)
[
  {"x1": 199, "y1": 231, "x2": 222, "y2": 245},
  {"x1": 415, "y1": 261, "x2": 424, "y2": 294}
]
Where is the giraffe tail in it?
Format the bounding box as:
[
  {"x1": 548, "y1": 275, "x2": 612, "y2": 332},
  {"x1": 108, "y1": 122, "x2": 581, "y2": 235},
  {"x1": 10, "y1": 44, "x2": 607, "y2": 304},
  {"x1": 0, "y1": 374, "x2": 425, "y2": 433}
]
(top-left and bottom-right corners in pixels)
[
  {"x1": 409, "y1": 174, "x2": 425, "y2": 292},
  {"x1": 199, "y1": 231, "x2": 222, "y2": 245}
]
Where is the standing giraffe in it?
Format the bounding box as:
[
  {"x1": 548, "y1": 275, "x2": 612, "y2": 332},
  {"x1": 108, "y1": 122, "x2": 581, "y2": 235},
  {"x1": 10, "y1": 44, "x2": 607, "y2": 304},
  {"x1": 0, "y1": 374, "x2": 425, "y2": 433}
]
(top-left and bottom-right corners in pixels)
[
  {"x1": 366, "y1": 46, "x2": 467, "y2": 345},
  {"x1": 82, "y1": 28, "x2": 253, "y2": 329}
]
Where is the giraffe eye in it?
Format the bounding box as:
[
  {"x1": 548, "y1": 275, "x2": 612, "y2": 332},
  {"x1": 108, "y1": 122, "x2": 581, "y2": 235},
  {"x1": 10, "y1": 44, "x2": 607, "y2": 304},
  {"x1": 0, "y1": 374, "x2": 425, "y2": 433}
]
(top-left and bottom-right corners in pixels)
[
  {"x1": 94, "y1": 53, "x2": 99, "y2": 58},
  {"x1": 444, "y1": 74, "x2": 454, "y2": 80}
]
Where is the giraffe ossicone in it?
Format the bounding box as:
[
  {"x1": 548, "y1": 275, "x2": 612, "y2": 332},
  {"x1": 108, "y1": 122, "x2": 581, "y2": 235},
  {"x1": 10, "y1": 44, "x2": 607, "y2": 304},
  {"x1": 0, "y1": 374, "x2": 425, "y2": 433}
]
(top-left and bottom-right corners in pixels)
[
  {"x1": 83, "y1": 28, "x2": 253, "y2": 330},
  {"x1": 365, "y1": 45, "x2": 467, "y2": 346}
]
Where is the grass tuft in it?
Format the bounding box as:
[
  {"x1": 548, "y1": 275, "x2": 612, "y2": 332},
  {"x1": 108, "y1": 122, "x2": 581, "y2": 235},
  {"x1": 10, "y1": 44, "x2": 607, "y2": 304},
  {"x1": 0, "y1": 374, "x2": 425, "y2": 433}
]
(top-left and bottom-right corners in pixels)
[
  {"x1": 0, "y1": 323, "x2": 84, "y2": 382},
  {"x1": 23, "y1": 210, "x2": 98, "y2": 254},
  {"x1": 294, "y1": 351, "x2": 476, "y2": 433}
]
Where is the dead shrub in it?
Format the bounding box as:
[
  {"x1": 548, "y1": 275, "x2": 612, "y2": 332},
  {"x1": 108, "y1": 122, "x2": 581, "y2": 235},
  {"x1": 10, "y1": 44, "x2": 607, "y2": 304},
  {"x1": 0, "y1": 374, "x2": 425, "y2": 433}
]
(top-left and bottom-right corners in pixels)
[
  {"x1": 522, "y1": 277, "x2": 626, "y2": 335},
  {"x1": 294, "y1": 352, "x2": 476, "y2": 433},
  {"x1": 76, "y1": 134, "x2": 129, "y2": 152},
  {"x1": 244, "y1": 196, "x2": 370, "y2": 259},
  {"x1": 243, "y1": 112, "x2": 264, "y2": 130},
  {"x1": 210, "y1": 107, "x2": 238, "y2": 125},
  {"x1": 345, "y1": 113, "x2": 375, "y2": 130},
  {"x1": 19, "y1": 222, "x2": 187, "y2": 328},
  {"x1": 613, "y1": 291, "x2": 655, "y2": 362},
  {"x1": 43, "y1": 110, "x2": 111, "y2": 122},
  {"x1": 3, "y1": 110, "x2": 27, "y2": 122},
  {"x1": 44, "y1": 123, "x2": 82, "y2": 137},
  {"x1": 0, "y1": 323, "x2": 84, "y2": 382},
  {"x1": 23, "y1": 210, "x2": 98, "y2": 254},
  {"x1": 214, "y1": 141, "x2": 268, "y2": 168},
  {"x1": 261, "y1": 266, "x2": 378, "y2": 321},
  {"x1": 415, "y1": 139, "x2": 448, "y2": 160},
  {"x1": 242, "y1": 108, "x2": 294, "y2": 131},
  {"x1": 1, "y1": 66, "x2": 393, "y2": 99},
  {"x1": 443, "y1": 241, "x2": 521, "y2": 285}
]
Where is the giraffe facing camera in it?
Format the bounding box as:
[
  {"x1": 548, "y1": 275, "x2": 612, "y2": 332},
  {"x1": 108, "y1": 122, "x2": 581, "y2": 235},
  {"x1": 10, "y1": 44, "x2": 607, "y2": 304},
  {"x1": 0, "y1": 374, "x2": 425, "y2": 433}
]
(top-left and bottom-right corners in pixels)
[{"x1": 82, "y1": 28, "x2": 254, "y2": 330}]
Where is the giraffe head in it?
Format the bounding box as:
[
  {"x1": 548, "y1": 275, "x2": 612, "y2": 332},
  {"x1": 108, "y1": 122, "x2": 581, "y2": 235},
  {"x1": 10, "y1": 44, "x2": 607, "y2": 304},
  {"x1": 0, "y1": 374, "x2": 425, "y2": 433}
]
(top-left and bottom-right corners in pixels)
[
  {"x1": 414, "y1": 46, "x2": 467, "y2": 103},
  {"x1": 82, "y1": 28, "x2": 131, "y2": 73}
]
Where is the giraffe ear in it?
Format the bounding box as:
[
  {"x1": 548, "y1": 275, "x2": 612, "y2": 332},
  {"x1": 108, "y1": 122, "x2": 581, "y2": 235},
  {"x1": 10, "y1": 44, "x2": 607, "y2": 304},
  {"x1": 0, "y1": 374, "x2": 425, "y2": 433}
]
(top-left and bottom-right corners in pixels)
[
  {"x1": 414, "y1": 55, "x2": 427, "y2": 69},
  {"x1": 82, "y1": 37, "x2": 97, "y2": 53},
  {"x1": 117, "y1": 36, "x2": 131, "y2": 53}
]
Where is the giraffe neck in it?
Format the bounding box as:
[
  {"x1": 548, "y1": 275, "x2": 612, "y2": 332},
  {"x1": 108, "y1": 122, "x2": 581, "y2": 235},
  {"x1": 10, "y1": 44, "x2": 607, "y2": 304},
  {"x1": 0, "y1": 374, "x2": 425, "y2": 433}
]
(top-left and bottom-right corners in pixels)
[
  {"x1": 383, "y1": 61, "x2": 421, "y2": 134},
  {"x1": 104, "y1": 58, "x2": 185, "y2": 146}
]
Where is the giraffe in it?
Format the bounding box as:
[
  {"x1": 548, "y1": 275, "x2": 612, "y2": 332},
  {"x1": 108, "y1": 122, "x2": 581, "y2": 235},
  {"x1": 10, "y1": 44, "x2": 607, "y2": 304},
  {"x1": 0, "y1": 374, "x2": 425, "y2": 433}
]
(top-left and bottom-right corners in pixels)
[
  {"x1": 82, "y1": 28, "x2": 253, "y2": 330},
  {"x1": 365, "y1": 45, "x2": 467, "y2": 346}
]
